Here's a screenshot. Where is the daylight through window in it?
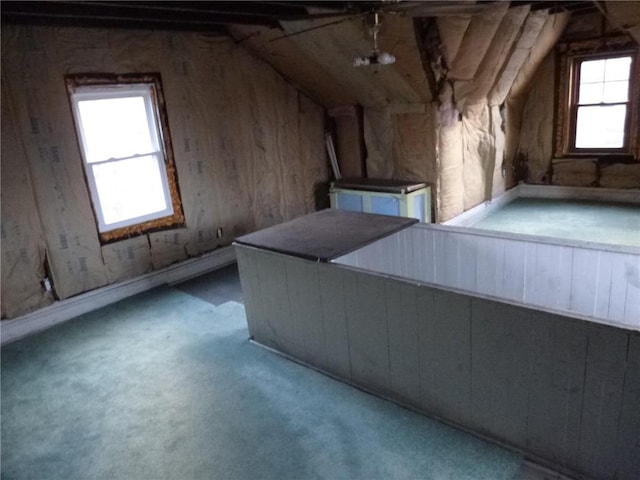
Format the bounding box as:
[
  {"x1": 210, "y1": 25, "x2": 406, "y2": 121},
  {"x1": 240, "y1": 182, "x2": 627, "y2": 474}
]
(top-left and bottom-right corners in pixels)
[
  {"x1": 573, "y1": 55, "x2": 632, "y2": 149},
  {"x1": 67, "y1": 74, "x2": 184, "y2": 241}
]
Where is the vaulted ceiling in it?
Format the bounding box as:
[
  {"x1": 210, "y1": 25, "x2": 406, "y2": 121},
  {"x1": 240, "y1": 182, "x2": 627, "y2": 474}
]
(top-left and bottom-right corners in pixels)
[
  {"x1": 229, "y1": 2, "x2": 573, "y2": 109},
  {"x1": 0, "y1": 1, "x2": 599, "y2": 31},
  {"x1": 3, "y1": 1, "x2": 637, "y2": 110}
]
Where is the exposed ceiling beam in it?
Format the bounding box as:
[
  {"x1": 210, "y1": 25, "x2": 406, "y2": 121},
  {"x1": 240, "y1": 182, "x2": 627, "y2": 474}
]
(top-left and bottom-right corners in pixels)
[
  {"x1": 0, "y1": 1, "x2": 601, "y2": 34},
  {"x1": 0, "y1": 1, "x2": 312, "y2": 30}
]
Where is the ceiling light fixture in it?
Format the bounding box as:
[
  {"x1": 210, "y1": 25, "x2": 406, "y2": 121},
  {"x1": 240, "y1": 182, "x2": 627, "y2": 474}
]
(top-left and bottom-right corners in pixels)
[{"x1": 353, "y1": 12, "x2": 396, "y2": 67}]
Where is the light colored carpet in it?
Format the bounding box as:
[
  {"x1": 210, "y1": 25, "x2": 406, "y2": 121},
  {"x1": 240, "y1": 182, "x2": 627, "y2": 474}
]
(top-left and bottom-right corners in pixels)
[
  {"x1": 2, "y1": 286, "x2": 524, "y2": 480},
  {"x1": 472, "y1": 198, "x2": 640, "y2": 247}
]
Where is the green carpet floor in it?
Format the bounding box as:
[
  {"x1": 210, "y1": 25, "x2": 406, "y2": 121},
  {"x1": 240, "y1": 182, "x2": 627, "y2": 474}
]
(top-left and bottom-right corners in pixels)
[
  {"x1": 471, "y1": 198, "x2": 640, "y2": 247},
  {"x1": 2, "y1": 283, "x2": 524, "y2": 480}
]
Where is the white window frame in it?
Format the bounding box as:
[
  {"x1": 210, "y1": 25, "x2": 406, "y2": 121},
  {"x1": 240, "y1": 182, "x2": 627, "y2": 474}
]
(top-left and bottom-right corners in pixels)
[
  {"x1": 70, "y1": 84, "x2": 175, "y2": 233},
  {"x1": 569, "y1": 52, "x2": 634, "y2": 153}
]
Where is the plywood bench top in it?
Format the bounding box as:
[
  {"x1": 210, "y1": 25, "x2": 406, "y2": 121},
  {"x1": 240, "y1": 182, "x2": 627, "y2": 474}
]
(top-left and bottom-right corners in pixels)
[{"x1": 234, "y1": 209, "x2": 417, "y2": 262}]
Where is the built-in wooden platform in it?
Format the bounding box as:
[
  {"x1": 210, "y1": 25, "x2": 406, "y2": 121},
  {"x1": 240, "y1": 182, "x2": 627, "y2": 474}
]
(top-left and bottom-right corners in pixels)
[
  {"x1": 235, "y1": 210, "x2": 640, "y2": 480},
  {"x1": 234, "y1": 209, "x2": 416, "y2": 262}
]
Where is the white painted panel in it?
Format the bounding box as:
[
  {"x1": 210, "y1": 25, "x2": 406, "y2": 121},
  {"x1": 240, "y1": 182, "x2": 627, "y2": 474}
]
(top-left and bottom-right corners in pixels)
[
  {"x1": 475, "y1": 235, "x2": 504, "y2": 297},
  {"x1": 555, "y1": 245, "x2": 574, "y2": 311},
  {"x1": 594, "y1": 252, "x2": 614, "y2": 320},
  {"x1": 608, "y1": 252, "x2": 628, "y2": 323},
  {"x1": 525, "y1": 243, "x2": 573, "y2": 312},
  {"x1": 409, "y1": 228, "x2": 425, "y2": 282},
  {"x1": 623, "y1": 256, "x2": 640, "y2": 327},
  {"x1": 501, "y1": 239, "x2": 526, "y2": 302},
  {"x1": 402, "y1": 228, "x2": 415, "y2": 278},
  {"x1": 372, "y1": 237, "x2": 385, "y2": 273},
  {"x1": 424, "y1": 227, "x2": 437, "y2": 283},
  {"x1": 400, "y1": 228, "x2": 415, "y2": 280},
  {"x1": 361, "y1": 242, "x2": 379, "y2": 270},
  {"x1": 382, "y1": 234, "x2": 398, "y2": 276},
  {"x1": 334, "y1": 250, "x2": 357, "y2": 267},
  {"x1": 434, "y1": 230, "x2": 459, "y2": 288},
  {"x1": 475, "y1": 236, "x2": 493, "y2": 296},
  {"x1": 413, "y1": 227, "x2": 435, "y2": 283},
  {"x1": 353, "y1": 243, "x2": 369, "y2": 270},
  {"x1": 492, "y1": 237, "x2": 505, "y2": 297},
  {"x1": 570, "y1": 249, "x2": 598, "y2": 317},
  {"x1": 525, "y1": 242, "x2": 547, "y2": 308},
  {"x1": 337, "y1": 223, "x2": 640, "y2": 330},
  {"x1": 393, "y1": 234, "x2": 403, "y2": 275},
  {"x1": 458, "y1": 235, "x2": 477, "y2": 293},
  {"x1": 523, "y1": 241, "x2": 537, "y2": 306}
]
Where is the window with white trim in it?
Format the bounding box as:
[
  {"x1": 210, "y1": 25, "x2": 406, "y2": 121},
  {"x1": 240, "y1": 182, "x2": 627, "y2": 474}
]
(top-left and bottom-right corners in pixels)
[{"x1": 66, "y1": 74, "x2": 184, "y2": 242}]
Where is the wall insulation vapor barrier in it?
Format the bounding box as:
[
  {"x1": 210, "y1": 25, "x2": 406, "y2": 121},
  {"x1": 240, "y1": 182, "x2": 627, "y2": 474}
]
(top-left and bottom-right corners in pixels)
[{"x1": 1, "y1": 24, "x2": 328, "y2": 319}]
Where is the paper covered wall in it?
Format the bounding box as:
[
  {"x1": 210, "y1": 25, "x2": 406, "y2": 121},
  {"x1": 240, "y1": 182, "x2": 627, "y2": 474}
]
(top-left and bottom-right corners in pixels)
[
  {"x1": 1, "y1": 25, "x2": 328, "y2": 319},
  {"x1": 1, "y1": 83, "x2": 54, "y2": 317},
  {"x1": 515, "y1": 10, "x2": 640, "y2": 189}
]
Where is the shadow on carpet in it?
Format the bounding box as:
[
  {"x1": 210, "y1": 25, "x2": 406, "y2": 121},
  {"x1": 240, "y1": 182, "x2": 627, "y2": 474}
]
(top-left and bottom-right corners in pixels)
[{"x1": 2, "y1": 287, "x2": 523, "y2": 480}]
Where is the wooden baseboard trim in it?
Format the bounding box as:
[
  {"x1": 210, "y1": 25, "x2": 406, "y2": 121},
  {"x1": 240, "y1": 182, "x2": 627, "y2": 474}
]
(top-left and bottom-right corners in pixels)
[{"x1": 1, "y1": 246, "x2": 236, "y2": 346}]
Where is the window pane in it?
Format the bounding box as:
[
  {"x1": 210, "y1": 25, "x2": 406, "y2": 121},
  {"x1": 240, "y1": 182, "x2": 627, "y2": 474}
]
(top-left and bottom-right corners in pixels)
[
  {"x1": 575, "y1": 105, "x2": 626, "y2": 148},
  {"x1": 604, "y1": 56, "x2": 631, "y2": 81},
  {"x1": 92, "y1": 155, "x2": 170, "y2": 227},
  {"x1": 578, "y1": 82, "x2": 603, "y2": 104},
  {"x1": 603, "y1": 80, "x2": 629, "y2": 103},
  {"x1": 77, "y1": 96, "x2": 154, "y2": 163},
  {"x1": 580, "y1": 59, "x2": 605, "y2": 83}
]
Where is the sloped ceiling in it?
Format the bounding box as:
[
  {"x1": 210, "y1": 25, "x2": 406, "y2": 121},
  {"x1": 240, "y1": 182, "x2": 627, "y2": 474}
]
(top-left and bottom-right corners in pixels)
[
  {"x1": 228, "y1": 1, "x2": 602, "y2": 110},
  {"x1": 601, "y1": 1, "x2": 640, "y2": 44},
  {"x1": 3, "y1": 1, "x2": 635, "y2": 111},
  {"x1": 437, "y1": 3, "x2": 571, "y2": 109},
  {"x1": 230, "y1": 14, "x2": 429, "y2": 109}
]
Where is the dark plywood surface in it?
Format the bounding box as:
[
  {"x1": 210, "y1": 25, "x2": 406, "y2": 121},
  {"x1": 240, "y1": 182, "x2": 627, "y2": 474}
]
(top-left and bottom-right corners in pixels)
[
  {"x1": 332, "y1": 177, "x2": 427, "y2": 193},
  {"x1": 234, "y1": 209, "x2": 417, "y2": 262}
]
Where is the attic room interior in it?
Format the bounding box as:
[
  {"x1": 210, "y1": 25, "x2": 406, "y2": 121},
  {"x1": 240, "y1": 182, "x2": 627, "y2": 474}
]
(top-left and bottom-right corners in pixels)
[{"x1": 1, "y1": 1, "x2": 639, "y2": 479}]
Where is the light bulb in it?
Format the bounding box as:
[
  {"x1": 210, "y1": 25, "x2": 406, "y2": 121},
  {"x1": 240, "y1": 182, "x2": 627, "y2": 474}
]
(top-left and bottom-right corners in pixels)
[{"x1": 377, "y1": 52, "x2": 396, "y2": 65}]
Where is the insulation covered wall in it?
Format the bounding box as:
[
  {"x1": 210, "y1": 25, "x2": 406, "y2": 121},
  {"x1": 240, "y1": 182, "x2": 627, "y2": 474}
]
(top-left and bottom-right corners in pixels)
[
  {"x1": 329, "y1": 106, "x2": 365, "y2": 178},
  {"x1": 433, "y1": 6, "x2": 568, "y2": 221},
  {"x1": 516, "y1": 53, "x2": 556, "y2": 183},
  {"x1": 363, "y1": 105, "x2": 437, "y2": 190},
  {"x1": 1, "y1": 80, "x2": 54, "y2": 317},
  {"x1": 233, "y1": 15, "x2": 436, "y2": 214},
  {"x1": 516, "y1": 10, "x2": 640, "y2": 188},
  {"x1": 1, "y1": 25, "x2": 328, "y2": 319}
]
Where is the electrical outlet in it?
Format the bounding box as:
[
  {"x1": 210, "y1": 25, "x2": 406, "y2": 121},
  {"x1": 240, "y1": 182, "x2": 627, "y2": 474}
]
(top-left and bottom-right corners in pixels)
[
  {"x1": 216, "y1": 227, "x2": 223, "y2": 238},
  {"x1": 42, "y1": 277, "x2": 52, "y2": 292}
]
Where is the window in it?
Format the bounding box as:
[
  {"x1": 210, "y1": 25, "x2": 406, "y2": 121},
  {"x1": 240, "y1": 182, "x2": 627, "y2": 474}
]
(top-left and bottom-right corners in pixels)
[
  {"x1": 572, "y1": 54, "x2": 633, "y2": 150},
  {"x1": 66, "y1": 74, "x2": 184, "y2": 242},
  {"x1": 555, "y1": 39, "x2": 639, "y2": 158}
]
